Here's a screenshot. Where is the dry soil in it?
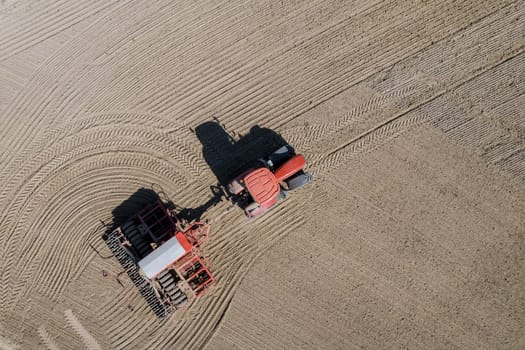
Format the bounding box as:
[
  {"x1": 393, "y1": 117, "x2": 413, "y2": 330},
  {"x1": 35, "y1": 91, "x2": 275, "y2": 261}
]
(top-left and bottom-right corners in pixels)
[{"x1": 0, "y1": 0, "x2": 524, "y2": 349}]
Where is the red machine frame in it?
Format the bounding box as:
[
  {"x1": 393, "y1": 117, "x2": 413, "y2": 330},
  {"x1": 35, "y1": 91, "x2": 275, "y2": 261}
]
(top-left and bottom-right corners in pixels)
[
  {"x1": 136, "y1": 201, "x2": 217, "y2": 300},
  {"x1": 106, "y1": 199, "x2": 216, "y2": 318},
  {"x1": 170, "y1": 222, "x2": 216, "y2": 298}
]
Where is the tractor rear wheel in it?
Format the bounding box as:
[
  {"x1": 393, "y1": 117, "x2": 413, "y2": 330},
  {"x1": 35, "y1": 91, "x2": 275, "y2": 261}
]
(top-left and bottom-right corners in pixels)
[{"x1": 276, "y1": 189, "x2": 288, "y2": 201}]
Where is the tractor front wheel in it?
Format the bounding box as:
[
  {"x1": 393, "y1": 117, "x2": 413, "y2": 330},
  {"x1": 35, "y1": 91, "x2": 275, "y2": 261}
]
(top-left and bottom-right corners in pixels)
[{"x1": 286, "y1": 172, "x2": 313, "y2": 191}]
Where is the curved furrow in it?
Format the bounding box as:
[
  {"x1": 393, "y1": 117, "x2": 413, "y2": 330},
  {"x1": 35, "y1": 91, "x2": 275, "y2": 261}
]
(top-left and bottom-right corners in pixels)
[
  {"x1": 11, "y1": 154, "x2": 187, "y2": 266},
  {"x1": 0, "y1": 120, "x2": 200, "y2": 232},
  {"x1": 0, "y1": 0, "x2": 151, "y2": 163},
  {"x1": 98, "y1": 287, "x2": 144, "y2": 330},
  {"x1": 0, "y1": 110, "x2": 200, "y2": 207},
  {"x1": 0, "y1": 0, "x2": 117, "y2": 61},
  {"x1": 2, "y1": 149, "x2": 194, "y2": 309},
  {"x1": 0, "y1": 141, "x2": 188, "y2": 264},
  {"x1": 32, "y1": 195, "x2": 132, "y2": 301},
  {"x1": 0, "y1": 0, "x2": 70, "y2": 46},
  {"x1": 7, "y1": 176, "x2": 157, "y2": 307},
  {"x1": 101, "y1": 292, "x2": 166, "y2": 349},
  {"x1": 16, "y1": 167, "x2": 181, "y2": 307}
]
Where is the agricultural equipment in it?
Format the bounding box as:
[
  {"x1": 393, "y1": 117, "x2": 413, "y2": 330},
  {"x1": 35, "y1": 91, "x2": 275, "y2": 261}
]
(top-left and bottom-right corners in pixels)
[
  {"x1": 227, "y1": 144, "x2": 312, "y2": 218},
  {"x1": 105, "y1": 200, "x2": 215, "y2": 318}
]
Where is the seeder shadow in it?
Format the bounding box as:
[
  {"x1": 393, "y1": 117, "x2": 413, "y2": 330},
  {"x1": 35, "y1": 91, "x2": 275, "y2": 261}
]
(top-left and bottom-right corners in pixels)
[
  {"x1": 107, "y1": 187, "x2": 160, "y2": 232},
  {"x1": 102, "y1": 185, "x2": 221, "y2": 240}
]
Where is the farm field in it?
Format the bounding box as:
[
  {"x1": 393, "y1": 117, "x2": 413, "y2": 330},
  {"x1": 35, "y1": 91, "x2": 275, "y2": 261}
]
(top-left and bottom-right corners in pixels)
[{"x1": 0, "y1": 0, "x2": 524, "y2": 349}]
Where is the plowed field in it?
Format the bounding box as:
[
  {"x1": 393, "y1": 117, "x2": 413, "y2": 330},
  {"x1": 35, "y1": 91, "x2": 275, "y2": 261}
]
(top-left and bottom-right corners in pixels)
[{"x1": 0, "y1": 0, "x2": 523, "y2": 349}]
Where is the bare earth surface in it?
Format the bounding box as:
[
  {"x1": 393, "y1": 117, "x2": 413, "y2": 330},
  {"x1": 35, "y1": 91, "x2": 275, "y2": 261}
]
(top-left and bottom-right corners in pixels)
[{"x1": 0, "y1": 0, "x2": 524, "y2": 349}]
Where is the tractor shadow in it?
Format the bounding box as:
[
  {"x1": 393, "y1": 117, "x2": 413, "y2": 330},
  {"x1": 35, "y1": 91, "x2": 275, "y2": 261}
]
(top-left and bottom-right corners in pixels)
[
  {"x1": 194, "y1": 120, "x2": 287, "y2": 188},
  {"x1": 100, "y1": 120, "x2": 285, "y2": 237}
]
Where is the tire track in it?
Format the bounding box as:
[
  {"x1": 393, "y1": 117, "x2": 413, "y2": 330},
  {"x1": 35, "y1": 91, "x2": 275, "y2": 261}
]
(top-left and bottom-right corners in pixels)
[
  {"x1": 281, "y1": 83, "x2": 421, "y2": 151},
  {"x1": 37, "y1": 327, "x2": 61, "y2": 350},
  {"x1": 310, "y1": 45, "x2": 524, "y2": 174},
  {"x1": 212, "y1": 0, "x2": 512, "y2": 131},
  {"x1": 64, "y1": 310, "x2": 102, "y2": 350}
]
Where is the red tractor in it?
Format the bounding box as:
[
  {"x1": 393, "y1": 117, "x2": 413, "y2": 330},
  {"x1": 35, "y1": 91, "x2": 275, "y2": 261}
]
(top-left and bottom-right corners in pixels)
[
  {"x1": 105, "y1": 200, "x2": 215, "y2": 318},
  {"x1": 227, "y1": 144, "x2": 313, "y2": 218}
]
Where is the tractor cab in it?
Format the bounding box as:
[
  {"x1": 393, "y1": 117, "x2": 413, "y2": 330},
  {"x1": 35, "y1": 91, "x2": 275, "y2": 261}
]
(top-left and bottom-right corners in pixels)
[
  {"x1": 243, "y1": 167, "x2": 280, "y2": 205},
  {"x1": 227, "y1": 145, "x2": 313, "y2": 218}
]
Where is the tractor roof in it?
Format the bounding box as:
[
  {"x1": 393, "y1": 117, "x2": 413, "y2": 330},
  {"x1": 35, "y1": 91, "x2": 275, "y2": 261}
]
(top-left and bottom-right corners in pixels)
[{"x1": 244, "y1": 167, "x2": 280, "y2": 205}]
